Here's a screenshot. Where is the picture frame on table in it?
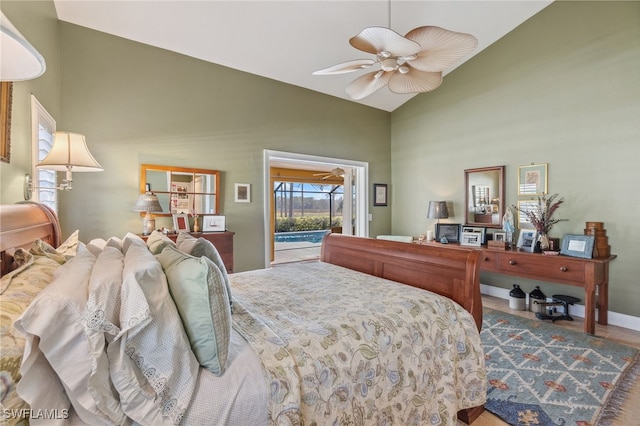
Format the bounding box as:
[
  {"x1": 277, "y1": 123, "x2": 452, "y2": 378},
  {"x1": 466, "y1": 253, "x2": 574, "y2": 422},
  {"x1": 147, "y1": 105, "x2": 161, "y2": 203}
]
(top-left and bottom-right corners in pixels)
[
  {"x1": 235, "y1": 183, "x2": 250, "y2": 203},
  {"x1": 461, "y1": 226, "x2": 486, "y2": 245},
  {"x1": 202, "y1": 215, "x2": 226, "y2": 232},
  {"x1": 517, "y1": 163, "x2": 548, "y2": 196},
  {"x1": 435, "y1": 223, "x2": 461, "y2": 243},
  {"x1": 373, "y1": 183, "x2": 388, "y2": 206},
  {"x1": 173, "y1": 213, "x2": 190, "y2": 233},
  {"x1": 560, "y1": 234, "x2": 595, "y2": 259},
  {"x1": 493, "y1": 232, "x2": 506, "y2": 242},
  {"x1": 517, "y1": 229, "x2": 537, "y2": 252},
  {"x1": 460, "y1": 232, "x2": 482, "y2": 247}
]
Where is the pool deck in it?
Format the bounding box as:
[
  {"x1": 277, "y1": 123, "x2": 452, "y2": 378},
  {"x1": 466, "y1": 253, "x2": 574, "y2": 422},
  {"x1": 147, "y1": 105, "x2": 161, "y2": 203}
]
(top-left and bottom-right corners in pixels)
[{"x1": 273, "y1": 241, "x2": 322, "y2": 264}]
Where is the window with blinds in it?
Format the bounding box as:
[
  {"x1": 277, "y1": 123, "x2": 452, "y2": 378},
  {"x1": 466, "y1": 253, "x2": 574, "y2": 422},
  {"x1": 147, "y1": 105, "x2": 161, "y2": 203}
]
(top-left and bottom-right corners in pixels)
[{"x1": 31, "y1": 95, "x2": 57, "y2": 213}]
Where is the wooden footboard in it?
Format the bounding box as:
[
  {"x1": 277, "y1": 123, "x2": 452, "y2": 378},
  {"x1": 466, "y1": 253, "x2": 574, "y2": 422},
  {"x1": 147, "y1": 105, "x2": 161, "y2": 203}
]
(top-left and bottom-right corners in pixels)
[
  {"x1": 321, "y1": 234, "x2": 482, "y2": 330},
  {"x1": 321, "y1": 234, "x2": 484, "y2": 424}
]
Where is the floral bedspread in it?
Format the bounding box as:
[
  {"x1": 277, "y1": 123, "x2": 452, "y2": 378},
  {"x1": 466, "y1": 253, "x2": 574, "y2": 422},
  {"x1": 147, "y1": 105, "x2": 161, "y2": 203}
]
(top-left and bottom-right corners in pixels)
[{"x1": 230, "y1": 262, "x2": 486, "y2": 425}]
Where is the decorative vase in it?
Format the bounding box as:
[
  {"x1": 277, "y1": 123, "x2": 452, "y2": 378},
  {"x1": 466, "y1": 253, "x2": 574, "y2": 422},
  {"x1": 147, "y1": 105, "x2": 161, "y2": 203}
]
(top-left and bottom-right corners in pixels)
[
  {"x1": 537, "y1": 233, "x2": 550, "y2": 252},
  {"x1": 193, "y1": 217, "x2": 200, "y2": 233}
]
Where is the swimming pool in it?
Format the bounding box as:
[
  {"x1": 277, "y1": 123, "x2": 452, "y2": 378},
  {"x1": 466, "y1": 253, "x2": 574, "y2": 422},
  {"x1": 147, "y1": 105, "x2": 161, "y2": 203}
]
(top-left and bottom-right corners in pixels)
[{"x1": 274, "y1": 230, "x2": 330, "y2": 243}]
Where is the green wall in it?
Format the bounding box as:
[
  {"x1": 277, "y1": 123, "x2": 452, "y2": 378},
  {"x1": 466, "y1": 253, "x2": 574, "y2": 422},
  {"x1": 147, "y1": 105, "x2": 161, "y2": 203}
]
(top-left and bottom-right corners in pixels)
[
  {"x1": 55, "y1": 22, "x2": 390, "y2": 272},
  {"x1": 391, "y1": 1, "x2": 640, "y2": 317},
  {"x1": 0, "y1": 1, "x2": 60, "y2": 202}
]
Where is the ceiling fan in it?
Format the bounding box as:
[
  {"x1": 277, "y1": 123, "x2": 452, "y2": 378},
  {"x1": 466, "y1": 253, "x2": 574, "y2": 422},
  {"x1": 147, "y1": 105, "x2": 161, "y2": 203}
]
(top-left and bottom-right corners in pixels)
[
  {"x1": 313, "y1": 25, "x2": 478, "y2": 100},
  {"x1": 313, "y1": 167, "x2": 345, "y2": 180}
]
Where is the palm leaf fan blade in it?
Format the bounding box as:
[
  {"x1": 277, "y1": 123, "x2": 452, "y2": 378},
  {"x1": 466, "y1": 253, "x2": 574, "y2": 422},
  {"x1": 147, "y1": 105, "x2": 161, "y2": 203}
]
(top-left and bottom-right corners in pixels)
[
  {"x1": 346, "y1": 71, "x2": 392, "y2": 100},
  {"x1": 312, "y1": 59, "x2": 375, "y2": 75},
  {"x1": 388, "y1": 69, "x2": 442, "y2": 94},
  {"x1": 349, "y1": 26, "x2": 420, "y2": 57},
  {"x1": 404, "y1": 26, "x2": 478, "y2": 72}
]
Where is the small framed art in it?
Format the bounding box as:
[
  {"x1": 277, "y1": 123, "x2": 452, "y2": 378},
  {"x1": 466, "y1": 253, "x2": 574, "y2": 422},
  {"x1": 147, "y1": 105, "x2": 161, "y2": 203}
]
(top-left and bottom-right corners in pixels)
[
  {"x1": 493, "y1": 232, "x2": 506, "y2": 242},
  {"x1": 373, "y1": 183, "x2": 388, "y2": 206},
  {"x1": 202, "y1": 215, "x2": 226, "y2": 232},
  {"x1": 517, "y1": 229, "x2": 537, "y2": 252},
  {"x1": 435, "y1": 223, "x2": 461, "y2": 243},
  {"x1": 235, "y1": 183, "x2": 250, "y2": 203},
  {"x1": 460, "y1": 231, "x2": 482, "y2": 247},
  {"x1": 461, "y1": 226, "x2": 486, "y2": 245},
  {"x1": 518, "y1": 163, "x2": 548, "y2": 196},
  {"x1": 560, "y1": 234, "x2": 595, "y2": 259},
  {"x1": 173, "y1": 214, "x2": 190, "y2": 233}
]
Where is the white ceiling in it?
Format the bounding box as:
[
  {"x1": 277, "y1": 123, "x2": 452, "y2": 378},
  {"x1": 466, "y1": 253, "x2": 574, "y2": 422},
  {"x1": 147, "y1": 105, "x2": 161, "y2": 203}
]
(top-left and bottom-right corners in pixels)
[{"x1": 53, "y1": 1, "x2": 552, "y2": 112}]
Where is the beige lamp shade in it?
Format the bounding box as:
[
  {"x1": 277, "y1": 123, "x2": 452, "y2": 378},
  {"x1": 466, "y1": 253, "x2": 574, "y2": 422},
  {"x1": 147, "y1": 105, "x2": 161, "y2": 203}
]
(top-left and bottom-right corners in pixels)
[
  {"x1": 1, "y1": 11, "x2": 46, "y2": 81},
  {"x1": 37, "y1": 132, "x2": 103, "y2": 172}
]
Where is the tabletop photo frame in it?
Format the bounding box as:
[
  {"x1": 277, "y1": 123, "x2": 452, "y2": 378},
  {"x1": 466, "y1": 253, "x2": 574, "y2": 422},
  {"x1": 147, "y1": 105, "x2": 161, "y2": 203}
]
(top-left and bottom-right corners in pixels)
[
  {"x1": 435, "y1": 223, "x2": 461, "y2": 243},
  {"x1": 202, "y1": 215, "x2": 226, "y2": 232},
  {"x1": 560, "y1": 234, "x2": 595, "y2": 258},
  {"x1": 173, "y1": 213, "x2": 190, "y2": 233},
  {"x1": 517, "y1": 229, "x2": 537, "y2": 252}
]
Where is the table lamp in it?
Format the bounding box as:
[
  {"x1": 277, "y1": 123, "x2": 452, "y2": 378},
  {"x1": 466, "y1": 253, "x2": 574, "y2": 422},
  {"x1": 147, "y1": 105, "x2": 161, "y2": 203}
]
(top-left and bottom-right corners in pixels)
[
  {"x1": 133, "y1": 192, "x2": 163, "y2": 235},
  {"x1": 427, "y1": 201, "x2": 449, "y2": 241}
]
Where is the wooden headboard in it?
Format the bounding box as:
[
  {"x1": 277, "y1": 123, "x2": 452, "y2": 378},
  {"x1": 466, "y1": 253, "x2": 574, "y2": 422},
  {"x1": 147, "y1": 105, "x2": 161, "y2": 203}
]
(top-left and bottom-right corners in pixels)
[
  {"x1": 321, "y1": 233, "x2": 482, "y2": 330},
  {"x1": 0, "y1": 202, "x2": 61, "y2": 276}
]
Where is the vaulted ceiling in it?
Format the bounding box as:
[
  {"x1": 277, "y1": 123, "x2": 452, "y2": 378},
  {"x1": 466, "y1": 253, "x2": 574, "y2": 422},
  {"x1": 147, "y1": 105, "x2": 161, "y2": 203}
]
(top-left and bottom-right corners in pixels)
[{"x1": 53, "y1": 1, "x2": 552, "y2": 112}]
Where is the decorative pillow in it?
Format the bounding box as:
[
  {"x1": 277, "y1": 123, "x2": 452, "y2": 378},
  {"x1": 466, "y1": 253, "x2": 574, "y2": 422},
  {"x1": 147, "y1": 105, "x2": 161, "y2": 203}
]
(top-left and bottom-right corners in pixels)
[
  {"x1": 121, "y1": 232, "x2": 147, "y2": 255},
  {"x1": 14, "y1": 246, "x2": 114, "y2": 424},
  {"x1": 0, "y1": 252, "x2": 63, "y2": 420},
  {"x1": 108, "y1": 242, "x2": 198, "y2": 425},
  {"x1": 86, "y1": 238, "x2": 107, "y2": 257},
  {"x1": 146, "y1": 230, "x2": 176, "y2": 255},
  {"x1": 175, "y1": 232, "x2": 232, "y2": 310},
  {"x1": 84, "y1": 246, "x2": 127, "y2": 424},
  {"x1": 157, "y1": 245, "x2": 231, "y2": 375}
]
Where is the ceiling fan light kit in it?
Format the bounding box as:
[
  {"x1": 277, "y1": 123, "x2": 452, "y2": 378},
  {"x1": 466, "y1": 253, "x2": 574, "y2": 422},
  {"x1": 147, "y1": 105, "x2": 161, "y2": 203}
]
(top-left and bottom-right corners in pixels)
[{"x1": 314, "y1": 25, "x2": 477, "y2": 100}]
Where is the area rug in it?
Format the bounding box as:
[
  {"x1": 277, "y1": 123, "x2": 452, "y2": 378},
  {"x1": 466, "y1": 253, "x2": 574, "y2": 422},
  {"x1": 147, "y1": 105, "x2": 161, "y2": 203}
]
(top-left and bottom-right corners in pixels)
[{"x1": 481, "y1": 308, "x2": 640, "y2": 426}]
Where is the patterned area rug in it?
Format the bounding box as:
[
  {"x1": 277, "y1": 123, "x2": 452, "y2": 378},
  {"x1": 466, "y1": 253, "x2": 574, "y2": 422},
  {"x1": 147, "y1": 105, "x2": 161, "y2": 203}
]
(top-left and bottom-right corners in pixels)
[{"x1": 481, "y1": 308, "x2": 640, "y2": 426}]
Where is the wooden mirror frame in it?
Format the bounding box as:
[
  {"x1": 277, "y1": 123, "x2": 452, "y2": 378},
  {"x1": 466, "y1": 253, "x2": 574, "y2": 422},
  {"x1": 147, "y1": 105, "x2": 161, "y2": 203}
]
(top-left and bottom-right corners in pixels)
[
  {"x1": 140, "y1": 164, "x2": 220, "y2": 217},
  {"x1": 464, "y1": 165, "x2": 505, "y2": 229}
]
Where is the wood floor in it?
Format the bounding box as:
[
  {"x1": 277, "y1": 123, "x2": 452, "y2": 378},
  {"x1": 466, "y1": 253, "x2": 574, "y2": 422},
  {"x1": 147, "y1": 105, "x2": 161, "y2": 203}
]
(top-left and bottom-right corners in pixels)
[{"x1": 466, "y1": 295, "x2": 640, "y2": 426}]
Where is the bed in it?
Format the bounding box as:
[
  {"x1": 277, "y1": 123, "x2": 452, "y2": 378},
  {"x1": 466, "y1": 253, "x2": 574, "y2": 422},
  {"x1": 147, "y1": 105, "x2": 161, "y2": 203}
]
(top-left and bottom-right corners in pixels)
[{"x1": 0, "y1": 202, "x2": 486, "y2": 425}]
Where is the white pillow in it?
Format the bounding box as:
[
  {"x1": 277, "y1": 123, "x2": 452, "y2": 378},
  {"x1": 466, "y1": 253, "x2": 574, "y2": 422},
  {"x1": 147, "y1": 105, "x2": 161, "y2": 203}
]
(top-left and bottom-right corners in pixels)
[
  {"x1": 121, "y1": 232, "x2": 147, "y2": 255},
  {"x1": 84, "y1": 246, "x2": 127, "y2": 424},
  {"x1": 108, "y1": 242, "x2": 199, "y2": 425},
  {"x1": 15, "y1": 246, "x2": 119, "y2": 425},
  {"x1": 157, "y1": 245, "x2": 231, "y2": 375}
]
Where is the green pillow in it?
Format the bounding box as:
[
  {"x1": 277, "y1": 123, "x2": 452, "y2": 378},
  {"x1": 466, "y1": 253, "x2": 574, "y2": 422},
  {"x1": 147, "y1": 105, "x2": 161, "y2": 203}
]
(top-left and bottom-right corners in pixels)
[
  {"x1": 146, "y1": 231, "x2": 176, "y2": 255},
  {"x1": 156, "y1": 245, "x2": 231, "y2": 375},
  {"x1": 175, "y1": 232, "x2": 232, "y2": 311}
]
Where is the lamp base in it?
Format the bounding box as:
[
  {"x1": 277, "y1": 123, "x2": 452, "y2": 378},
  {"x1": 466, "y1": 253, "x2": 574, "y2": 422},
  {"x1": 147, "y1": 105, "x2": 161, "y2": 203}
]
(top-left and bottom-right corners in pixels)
[{"x1": 142, "y1": 212, "x2": 156, "y2": 235}]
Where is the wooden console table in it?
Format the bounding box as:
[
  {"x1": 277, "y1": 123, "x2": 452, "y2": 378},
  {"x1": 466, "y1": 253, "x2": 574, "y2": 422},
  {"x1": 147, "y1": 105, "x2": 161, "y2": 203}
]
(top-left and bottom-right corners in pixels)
[
  {"x1": 139, "y1": 231, "x2": 234, "y2": 273},
  {"x1": 480, "y1": 248, "x2": 615, "y2": 334}
]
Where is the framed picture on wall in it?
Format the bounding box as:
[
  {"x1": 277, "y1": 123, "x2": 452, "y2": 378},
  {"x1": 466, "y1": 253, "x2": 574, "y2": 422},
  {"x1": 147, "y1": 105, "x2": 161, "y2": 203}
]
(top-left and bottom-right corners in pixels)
[
  {"x1": 517, "y1": 163, "x2": 548, "y2": 196},
  {"x1": 173, "y1": 213, "x2": 190, "y2": 233},
  {"x1": 373, "y1": 183, "x2": 388, "y2": 206},
  {"x1": 235, "y1": 183, "x2": 250, "y2": 203}
]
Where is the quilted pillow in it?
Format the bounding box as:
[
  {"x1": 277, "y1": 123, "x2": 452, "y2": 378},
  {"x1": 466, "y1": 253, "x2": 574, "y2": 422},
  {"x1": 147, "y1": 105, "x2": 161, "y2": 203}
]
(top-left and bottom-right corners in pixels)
[
  {"x1": 175, "y1": 232, "x2": 232, "y2": 310},
  {"x1": 0, "y1": 252, "x2": 62, "y2": 420},
  {"x1": 157, "y1": 245, "x2": 231, "y2": 375},
  {"x1": 146, "y1": 230, "x2": 176, "y2": 255},
  {"x1": 108, "y1": 242, "x2": 198, "y2": 425},
  {"x1": 15, "y1": 246, "x2": 116, "y2": 424}
]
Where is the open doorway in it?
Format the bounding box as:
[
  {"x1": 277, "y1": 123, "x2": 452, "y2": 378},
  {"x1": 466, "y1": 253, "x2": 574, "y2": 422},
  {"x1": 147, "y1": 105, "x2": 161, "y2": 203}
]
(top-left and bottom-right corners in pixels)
[{"x1": 263, "y1": 150, "x2": 369, "y2": 267}]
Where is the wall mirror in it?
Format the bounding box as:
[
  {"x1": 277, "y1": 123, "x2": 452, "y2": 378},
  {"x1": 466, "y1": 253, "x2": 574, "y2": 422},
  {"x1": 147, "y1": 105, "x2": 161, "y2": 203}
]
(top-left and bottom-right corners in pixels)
[
  {"x1": 464, "y1": 165, "x2": 505, "y2": 228},
  {"x1": 140, "y1": 164, "x2": 220, "y2": 217}
]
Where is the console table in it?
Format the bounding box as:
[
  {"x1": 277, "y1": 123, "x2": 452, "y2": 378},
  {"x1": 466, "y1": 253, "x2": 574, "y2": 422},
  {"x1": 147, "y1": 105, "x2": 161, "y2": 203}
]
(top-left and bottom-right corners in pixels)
[
  {"x1": 480, "y1": 248, "x2": 615, "y2": 334},
  {"x1": 139, "y1": 231, "x2": 234, "y2": 273},
  {"x1": 418, "y1": 241, "x2": 615, "y2": 334}
]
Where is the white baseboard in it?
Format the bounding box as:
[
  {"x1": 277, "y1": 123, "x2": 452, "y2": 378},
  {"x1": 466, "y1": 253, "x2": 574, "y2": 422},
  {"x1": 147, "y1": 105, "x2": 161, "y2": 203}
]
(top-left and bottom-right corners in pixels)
[{"x1": 480, "y1": 284, "x2": 640, "y2": 332}]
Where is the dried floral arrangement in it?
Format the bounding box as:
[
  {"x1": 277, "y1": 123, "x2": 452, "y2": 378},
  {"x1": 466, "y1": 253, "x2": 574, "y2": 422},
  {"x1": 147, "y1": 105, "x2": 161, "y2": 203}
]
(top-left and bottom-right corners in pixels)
[{"x1": 515, "y1": 193, "x2": 568, "y2": 234}]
